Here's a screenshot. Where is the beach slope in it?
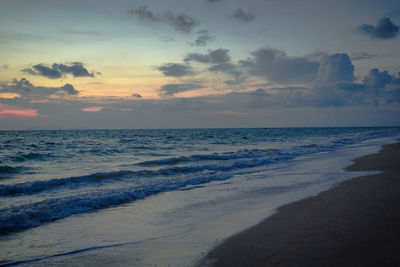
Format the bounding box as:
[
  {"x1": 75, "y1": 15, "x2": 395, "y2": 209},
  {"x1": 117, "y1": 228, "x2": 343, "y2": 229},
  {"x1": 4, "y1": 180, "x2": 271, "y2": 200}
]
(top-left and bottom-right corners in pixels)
[{"x1": 201, "y1": 141, "x2": 400, "y2": 267}]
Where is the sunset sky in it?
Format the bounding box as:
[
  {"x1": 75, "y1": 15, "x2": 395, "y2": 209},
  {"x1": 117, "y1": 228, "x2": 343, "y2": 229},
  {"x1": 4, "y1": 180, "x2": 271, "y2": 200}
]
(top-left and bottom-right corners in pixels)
[{"x1": 1, "y1": 0, "x2": 400, "y2": 129}]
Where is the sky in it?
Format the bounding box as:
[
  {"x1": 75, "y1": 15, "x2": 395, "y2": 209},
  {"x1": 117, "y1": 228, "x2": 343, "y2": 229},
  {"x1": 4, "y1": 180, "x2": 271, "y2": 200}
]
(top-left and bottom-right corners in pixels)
[{"x1": 0, "y1": 0, "x2": 400, "y2": 130}]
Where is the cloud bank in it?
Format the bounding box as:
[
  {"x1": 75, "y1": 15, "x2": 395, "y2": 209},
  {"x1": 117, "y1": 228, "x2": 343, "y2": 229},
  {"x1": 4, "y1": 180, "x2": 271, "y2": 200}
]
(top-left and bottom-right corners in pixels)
[
  {"x1": 157, "y1": 45, "x2": 400, "y2": 104},
  {"x1": 2, "y1": 45, "x2": 399, "y2": 129}
]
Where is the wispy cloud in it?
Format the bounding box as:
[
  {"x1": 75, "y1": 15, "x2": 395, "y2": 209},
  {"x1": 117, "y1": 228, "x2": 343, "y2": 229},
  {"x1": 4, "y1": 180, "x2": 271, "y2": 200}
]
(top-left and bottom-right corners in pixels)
[
  {"x1": 0, "y1": 31, "x2": 42, "y2": 42},
  {"x1": 129, "y1": 5, "x2": 160, "y2": 22},
  {"x1": 159, "y1": 36, "x2": 176, "y2": 42},
  {"x1": 190, "y1": 30, "x2": 215, "y2": 46},
  {"x1": 233, "y1": 8, "x2": 255, "y2": 22},
  {"x1": 350, "y1": 52, "x2": 376, "y2": 61}
]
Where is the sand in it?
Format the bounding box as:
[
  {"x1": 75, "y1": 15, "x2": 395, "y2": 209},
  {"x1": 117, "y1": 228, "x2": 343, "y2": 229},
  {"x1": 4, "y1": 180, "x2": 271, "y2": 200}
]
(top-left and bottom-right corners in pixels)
[{"x1": 201, "y1": 141, "x2": 400, "y2": 267}]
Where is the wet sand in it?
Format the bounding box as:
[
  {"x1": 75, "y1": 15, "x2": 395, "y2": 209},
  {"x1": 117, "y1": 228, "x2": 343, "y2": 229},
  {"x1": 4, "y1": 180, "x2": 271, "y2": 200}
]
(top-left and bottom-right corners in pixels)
[{"x1": 201, "y1": 141, "x2": 400, "y2": 267}]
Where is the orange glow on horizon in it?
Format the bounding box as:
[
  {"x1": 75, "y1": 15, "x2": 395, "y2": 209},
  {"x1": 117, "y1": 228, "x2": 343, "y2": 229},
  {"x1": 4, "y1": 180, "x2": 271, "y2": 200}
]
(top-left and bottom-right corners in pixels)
[
  {"x1": 0, "y1": 93, "x2": 21, "y2": 99},
  {"x1": 0, "y1": 109, "x2": 38, "y2": 117},
  {"x1": 82, "y1": 106, "x2": 103, "y2": 112}
]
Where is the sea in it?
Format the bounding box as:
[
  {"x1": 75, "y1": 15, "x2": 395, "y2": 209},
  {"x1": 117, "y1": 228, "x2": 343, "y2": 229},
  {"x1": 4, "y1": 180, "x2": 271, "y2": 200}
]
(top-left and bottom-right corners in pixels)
[{"x1": 0, "y1": 127, "x2": 399, "y2": 266}]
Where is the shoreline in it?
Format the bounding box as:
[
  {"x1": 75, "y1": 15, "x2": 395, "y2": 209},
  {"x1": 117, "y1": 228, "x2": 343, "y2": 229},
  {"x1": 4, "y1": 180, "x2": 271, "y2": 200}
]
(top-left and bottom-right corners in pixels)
[
  {"x1": 1, "y1": 137, "x2": 396, "y2": 266},
  {"x1": 200, "y1": 140, "x2": 400, "y2": 266}
]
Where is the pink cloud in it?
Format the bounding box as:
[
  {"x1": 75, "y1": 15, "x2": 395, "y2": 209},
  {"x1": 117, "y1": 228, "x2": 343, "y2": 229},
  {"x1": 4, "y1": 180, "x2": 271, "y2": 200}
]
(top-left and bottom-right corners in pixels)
[
  {"x1": 0, "y1": 109, "x2": 39, "y2": 118},
  {"x1": 82, "y1": 106, "x2": 103, "y2": 112}
]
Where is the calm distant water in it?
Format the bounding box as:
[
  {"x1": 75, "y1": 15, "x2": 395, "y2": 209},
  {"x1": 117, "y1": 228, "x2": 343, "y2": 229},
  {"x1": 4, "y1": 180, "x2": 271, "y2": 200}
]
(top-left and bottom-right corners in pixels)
[{"x1": 1, "y1": 127, "x2": 399, "y2": 235}]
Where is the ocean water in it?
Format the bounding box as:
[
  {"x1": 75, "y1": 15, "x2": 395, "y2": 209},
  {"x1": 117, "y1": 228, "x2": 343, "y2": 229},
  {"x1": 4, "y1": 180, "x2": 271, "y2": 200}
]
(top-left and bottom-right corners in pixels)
[{"x1": 0, "y1": 127, "x2": 399, "y2": 265}]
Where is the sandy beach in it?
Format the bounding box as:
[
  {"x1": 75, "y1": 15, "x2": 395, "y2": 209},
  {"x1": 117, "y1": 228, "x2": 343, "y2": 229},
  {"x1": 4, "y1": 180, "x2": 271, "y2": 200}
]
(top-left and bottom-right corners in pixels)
[{"x1": 201, "y1": 141, "x2": 400, "y2": 267}]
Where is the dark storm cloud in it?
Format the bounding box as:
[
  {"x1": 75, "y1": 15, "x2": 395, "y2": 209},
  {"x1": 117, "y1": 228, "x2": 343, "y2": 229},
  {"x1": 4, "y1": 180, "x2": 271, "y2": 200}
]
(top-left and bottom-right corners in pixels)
[
  {"x1": 157, "y1": 63, "x2": 194, "y2": 77},
  {"x1": 129, "y1": 5, "x2": 198, "y2": 33},
  {"x1": 158, "y1": 83, "x2": 202, "y2": 95},
  {"x1": 357, "y1": 17, "x2": 399, "y2": 40},
  {"x1": 233, "y1": 8, "x2": 255, "y2": 22},
  {"x1": 22, "y1": 63, "x2": 94, "y2": 79},
  {"x1": 0, "y1": 78, "x2": 79, "y2": 98},
  {"x1": 191, "y1": 30, "x2": 214, "y2": 46},
  {"x1": 240, "y1": 48, "x2": 320, "y2": 84},
  {"x1": 0, "y1": 64, "x2": 8, "y2": 70}
]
